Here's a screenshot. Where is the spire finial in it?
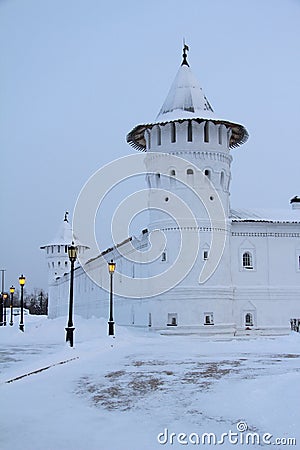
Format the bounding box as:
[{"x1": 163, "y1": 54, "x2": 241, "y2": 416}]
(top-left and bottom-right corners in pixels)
[
  {"x1": 64, "y1": 211, "x2": 69, "y2": 222},
  {"x1": 181, "y1": 39, "x2": 190, "y2": 67}
]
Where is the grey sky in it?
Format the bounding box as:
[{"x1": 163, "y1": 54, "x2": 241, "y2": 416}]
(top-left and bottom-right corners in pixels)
[{"x1": 1, "y1": 0, "x2": 300, "y2": 293}]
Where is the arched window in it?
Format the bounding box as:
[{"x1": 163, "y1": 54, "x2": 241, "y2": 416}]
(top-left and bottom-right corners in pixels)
[
  {"x1": 167, "y1": 313, "x2": 178, "y2": 326},
  {"x1": 245, "y1": 313, "x2": 253, "y2": 326},
  {"x1": 204, "y1": 122, "x2": 209, "y2": 142},
  {"x1": 65, "y1": 261, "x2": 68, "y2": 267},
  {"x1": 157, "y1": 126, "x2": 161, "y2": 146},
  {"x1": 171, "y1": 123, "x2": 176, "y2": 143},
  {"x1": 58, "y1": 261, "x2": 61, "y2": 267},
  {"x1": 243, "y1": 252, "x2": 253, "y2": 269},
  {"x1": 204, "y1": 312, "x2": 214, "y2": 325},
  {"x1": 187, "y1": 121, "x2": 193, "y2": 142},
  {"x1": 218, "y1": 125, "x2": 223, "y2": 145},
  {"x1": 220, "y1": 171, "x2": 225, "y2": 188},
  {"x1": 170, "y1": 169, "x2": 176, "y2": 176},
  {"x1": 204, "y1": 169, "x2": 211, "y2": 180},
  {"x1": 187, "y1": 168, "x2": 194, "y2": 175}
]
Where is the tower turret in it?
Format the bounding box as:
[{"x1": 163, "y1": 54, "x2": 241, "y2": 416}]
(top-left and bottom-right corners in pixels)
[
  {"x1": 40, "y1": 212, "x2": 89, "y2": 283},
  {"x1": 126, "y1": 45, "x2": 249, "y2": 294},
  {"x1": 127, "y1": 45, "x2": 248, "y2": 217}
]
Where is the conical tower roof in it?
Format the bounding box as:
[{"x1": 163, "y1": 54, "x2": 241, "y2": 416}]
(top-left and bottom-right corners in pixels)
[
  {"x1": 40, "y1": 212, "x2": 88, "y2": 248},
  {"x1": 127, "y1": 46, "x2": 248, "y2": 150},
  {"x1": 156, "y1": 49, "x2": 215, "y2": 122}
]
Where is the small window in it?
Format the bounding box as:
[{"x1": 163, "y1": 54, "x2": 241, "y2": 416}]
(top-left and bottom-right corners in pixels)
[
  {"x1": 58, "y1": 246, "x2": 60, "y2": 253},
  {"x1": 170, "y1": 169, "x2": 176, "y2": 176},
  {"x1": 220, "y1": 171, "x2": 225, "y2": 188},
  {"x1": 203, "y1": 250, "x2": 209, "y2": 260},
  {"x1": 298, "y1": 255, "x2": 300, "y2": 270},
  {"x1": 51, "y1": 246, "x2": 54, "y2": 253},
  {"x1": 148, "y1": 313, "x2": 152, "y2": 327},
  {"x1": 204, "y1": 122, "x2": 209, "y2": 143},
  {"x1": 157, "y1": 126, "x2": 161, "y2": 146},
  {"x1": 171, "y1": 123, "x2": 176, "y2": 143},
  {"x1": 218, "y1": 125, "x2": 223, "y2": 145},
  {"x1": 167, "y1": 313, "x2": 178, "y2": 326},
  {"x1": 58, "y1": 261, "x2": 61, "y2": 267},
  {"x1": 52, "y1": 262, "x2": 54, "y2": 268},
  {"x1": 245, "y1": 313, "x2": 253, "y2": 327},
  {"x1": 243, "y1": 252, "x2": 253, "y2": 269},
  {"x1": 161, "y1": 251, "x2": 167, "y2": 262},
  {"x1": 65, "y1": 261, "x2": 68, "y2": 267},
  {"x1": 47, "y1": 247, "x2": 49, "y2": 254},
  {"x1": 187, "y1": 168, "x2": 194, "y2": 175},
  {"x1": 204, "y1": 169, "x2": 211, "y2": 180},
  {"x1": 187, "y1": 121, "x2": 193, "y2": 142},
  {"x1": 65, "y1": 245, "x2": 68, "y2": 253},
  {"x1": 204, "y1": 313, "x2": 214, "y2": 325}
]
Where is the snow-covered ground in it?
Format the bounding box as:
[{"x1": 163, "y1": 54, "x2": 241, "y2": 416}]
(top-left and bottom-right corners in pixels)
[{"x1": 1, "y1": 315, "x2": 299, "y2": 450}]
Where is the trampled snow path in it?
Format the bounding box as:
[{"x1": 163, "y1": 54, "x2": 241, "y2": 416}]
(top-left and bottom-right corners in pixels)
[{"x1": 1, "y1": 315, "x2": 300, "y2": 450}]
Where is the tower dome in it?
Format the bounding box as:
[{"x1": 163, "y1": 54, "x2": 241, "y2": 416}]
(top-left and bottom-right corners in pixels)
[{"x1": 127, "y1": 45, "x2": 248, "y2": 150}]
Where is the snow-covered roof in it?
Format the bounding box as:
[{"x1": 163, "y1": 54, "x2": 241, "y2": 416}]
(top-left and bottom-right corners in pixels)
[
  {"x1": 40, "y1": 213, "x2": 89, "y2": 248},
  {"x1": 127, "y1": 47, "x2": 248, "y2": 151},
  {"x1": 230, "y1": 208, "x2": 300, "y2": 223},
  {"x1": 156, "y1": 63, "x2": 215, "y2": 122}
]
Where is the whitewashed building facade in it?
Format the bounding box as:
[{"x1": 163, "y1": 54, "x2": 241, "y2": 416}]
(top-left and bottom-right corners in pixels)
[{"x1": 42, "y1": 47, "x2": 300, "y2": 336}]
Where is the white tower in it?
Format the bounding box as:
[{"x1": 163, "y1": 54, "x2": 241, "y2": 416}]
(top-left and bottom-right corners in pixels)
[
  {"x1": 126, "y1": 46, "x2": 249, "y2": 329},
  {"x1": 40, "y1": 212, "x2": 89, "y2": 283},
  {"x1": 127, "y1": 45, "x2": 248, "y2": 217}
]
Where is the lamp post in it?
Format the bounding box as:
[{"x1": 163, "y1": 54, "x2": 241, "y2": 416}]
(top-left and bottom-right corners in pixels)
[
  {"x1": 65, "y1": 242, "x2": 77, "y2": 347},
  {"x1": 19, "y1": 275, "x2": 26, "y2": 332},
  {"x1": 108, "y1": 260, "x2": 116, "y2": 336},
  {"x1": 9, "y1": 286, "x2": 15, "y2": 326},
  {"x1": 3, "y1": 293, "x2": 8, "y2": 326},
  {"x1": 0, "y1": 293, "x2": 3, "y2": 327},
  {"x1": 0, "y1": 269, "x2": 6, "y2": 327}
]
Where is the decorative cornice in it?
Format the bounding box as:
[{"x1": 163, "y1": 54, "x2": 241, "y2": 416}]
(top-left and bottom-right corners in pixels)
[
  {"x1": 162, "y1": 150, "x2": 232, "y2": 165},
  {"x1": 232, "y1": 232, "x2": 300, "y2": 238}
]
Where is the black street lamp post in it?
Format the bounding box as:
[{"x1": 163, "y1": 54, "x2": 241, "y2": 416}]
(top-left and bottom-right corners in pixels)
[
  {"x1": 0, "y1": 269, "x2": 6, "y2": 327},
  {"x1": 9, "y1": 286, "x2": 15, "y2": 326},
  {"x1": 0, "y1": 293, "x2": 3, "y2": 327},
  {"x1": 19, "y1": 275, "x2": 26, "y2": 332},
  {"x1": 108, "y1": 260, "x2": 116, "y2": 336},
  {"x1": 3, "y1": 293, "x2": 8, "y2": 326},
  {"x1": 65, "y1": 242, "x2": 77, "y2": 347}
]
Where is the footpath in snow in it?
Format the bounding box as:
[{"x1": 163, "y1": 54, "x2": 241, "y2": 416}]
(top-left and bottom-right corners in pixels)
[{"x1": 1, "y1": 315, "x2": 300, "y2": 450}]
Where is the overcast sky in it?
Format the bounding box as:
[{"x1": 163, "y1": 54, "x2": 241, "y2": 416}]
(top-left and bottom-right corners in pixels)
[{"x1": 1, "y1": 0, "x2": 300, "y2": 293}]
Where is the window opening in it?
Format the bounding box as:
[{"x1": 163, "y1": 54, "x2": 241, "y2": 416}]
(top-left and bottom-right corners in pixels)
[
  {"x1": 204, "y1": 313, "x2": 214, "y2": 325},
  {"x1": 204, "y1": 122, "x2": 209, "y2": 142},
  {"x1": 187, "y1": 121, "x2": 193, "y2": 142},
  {"x1": 171, "y1": 123, "x2": 176, "y2": 143},
  {"x1": 245, "y1": 313, "x2": 253, "y2": 326},
  {"x1": 243, "y1": 252, "x2": 253, "y2": 269}
]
